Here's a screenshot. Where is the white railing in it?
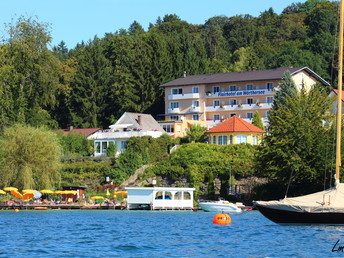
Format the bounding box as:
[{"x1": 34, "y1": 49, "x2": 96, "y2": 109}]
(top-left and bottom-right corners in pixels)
[
  {"x1": 206, "y1": 102, "x2": 273, "y2": 112},
  {"x1": 88, "y1": 131, "x2": 163, "y2": 140},
  {"x1": 190, "y1": 106, "x2": 200, "y2": 112},
  {"x1": 168, "y1": 93, "x2": 200, "y2": 100},
  {"x1": 168, "y1": 107, "x2": 180, "y2": 113}
]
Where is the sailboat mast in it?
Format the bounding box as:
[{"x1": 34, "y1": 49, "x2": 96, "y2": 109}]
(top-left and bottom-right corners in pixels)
[{"x1": 336, "y1": 0, "x2": 344, "y2": 184}]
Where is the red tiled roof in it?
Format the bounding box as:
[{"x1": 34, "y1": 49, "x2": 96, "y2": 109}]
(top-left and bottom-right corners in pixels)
[
  {"x1": 59, "y1": 128, "x2": 101, "y2": 136},
  {"x1": 333, "y1": 89, "x2": 344, "y2": 102},
  {"x1": 206, "y1": 116, "x2": 265, "y2": 134}
]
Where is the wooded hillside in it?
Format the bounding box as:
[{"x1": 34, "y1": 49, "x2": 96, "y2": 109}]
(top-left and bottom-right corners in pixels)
[{"x1": 0, "y1": 0, "x2": 339, "y2": 130}]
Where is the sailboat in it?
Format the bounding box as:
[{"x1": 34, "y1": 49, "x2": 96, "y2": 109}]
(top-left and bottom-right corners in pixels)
[{"x1": 254, "y1": 1, "x2": 344, "y2": 224}]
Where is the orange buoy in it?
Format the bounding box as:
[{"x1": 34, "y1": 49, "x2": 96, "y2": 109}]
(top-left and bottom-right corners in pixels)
[
  {"x1": 213, "y1": 213, "x2": 231, "y2": 225},
  {"x1": 14, "y1": 209, "x2": 20, "y2": 212}
]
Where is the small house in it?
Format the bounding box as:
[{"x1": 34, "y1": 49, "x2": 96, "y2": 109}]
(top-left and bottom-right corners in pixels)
[
  {"x1": 206, "y1": 115, "x2": 265, "y2": 145},
  {"x1": 88, "y1": 112, "x2": 166, "y2": 156},
  {"x1": 125, "y1": 187, "x2": 195, "y2": 210}
]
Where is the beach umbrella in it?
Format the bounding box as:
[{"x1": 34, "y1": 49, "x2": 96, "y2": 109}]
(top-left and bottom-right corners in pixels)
[
  {"x1": 0, "y1": 190, "x2": 6, "y2": 195},
  {"x1": 53, "y1": 191, "x2": 63, "y2": 194},
  {"x1": 40, "y1": 189, "x2": 54, "y2": 194},
  {"x1": 106, "y1": 189, "x2": 110, "y2": 196},
  {"x1": 90, "y1": 196, "x2": 104, "y2": 200},
  {"x1": 10, "y1": 190, "x2": 23, "y2": 199},
  {"x1": 113, "y1": 191, "x2": 128, "y2": 195},
  {"x1": 22, "y1": 193, "x2": 34, "y2": 201},
  {"x1": 4, "y1": 187, "x2": 18, "y2": 192},
  {"x1": 22, "y1": 189, "x2": 36, "y2": 194}
]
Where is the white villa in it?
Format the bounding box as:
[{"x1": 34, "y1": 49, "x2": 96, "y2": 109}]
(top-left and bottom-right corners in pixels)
[
  {"x1": 125, "y1": 187, "x2": 195, "y2": 210},
  {"x1": 88, "y1": 112, "x2": 165, "y2": 156}
]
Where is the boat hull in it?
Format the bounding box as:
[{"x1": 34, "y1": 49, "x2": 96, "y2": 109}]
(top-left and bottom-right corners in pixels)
[
  {"x1": 198, "y1": 202, "x2": 242, "y2": 213},
  {"x1": 256, "y1": 204, "x2": 344, "y2": 224}
]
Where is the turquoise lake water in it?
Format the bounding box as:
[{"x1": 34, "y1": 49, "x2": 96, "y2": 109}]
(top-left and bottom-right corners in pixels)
[{"x1": 1, "y1": 210, "x2": 344, "y2": 257}]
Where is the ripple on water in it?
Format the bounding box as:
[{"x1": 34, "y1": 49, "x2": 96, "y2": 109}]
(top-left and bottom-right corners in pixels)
[{"x1": 0, "y1": 210, "x2": 343, "y2": 257}]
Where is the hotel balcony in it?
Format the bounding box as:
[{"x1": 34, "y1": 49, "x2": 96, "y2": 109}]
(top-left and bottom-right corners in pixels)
[
  {"x1": 206, "y1": 89, "x2": 275, "y2": 98},
  {"x1": 168, "y1": 93, "x2": 200, "y2": 100},
  {"x1": 206, "y1": 102, "x2": 272, "y2": 112},
  {"x1": 189, "y1": 106, "x2": 200, "y2": 112},
  {"x1": 168, "y1": 107, "x2": 180, "y2": 113}
]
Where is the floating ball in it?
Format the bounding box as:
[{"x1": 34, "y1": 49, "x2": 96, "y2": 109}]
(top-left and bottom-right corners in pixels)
[
  {"x1": 14, "y1": 209, "x2": 20, "y2": 212},
  {"x1": 213, "y1": 213, "x2": 231, "y2": 225}
]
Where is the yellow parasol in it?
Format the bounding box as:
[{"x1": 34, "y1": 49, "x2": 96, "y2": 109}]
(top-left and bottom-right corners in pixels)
[
  {"x1": 63, "y1": 190, "x2": 78, "y2": 194},
  {"x1": 113, "y1": 191, "x2": 128, "y2": 195},
  {"x1": 4, "y1": 187, "x2": 18, "y2": 191},
  {"x1": 90, "y1": 196, "x2": 104, "y2": 200},
  {"x1": 22, "y1": 189, "x2": 36, "y2": 194},
  {"x1": 0, "y1": 190, "x2": 6, "y2": 195},
  {"x1": 53, "y1": 191, "x2": 63, "y2": 194},
  {"x1": 40, "y1": 189, "x2": 54, "y2": 194}
]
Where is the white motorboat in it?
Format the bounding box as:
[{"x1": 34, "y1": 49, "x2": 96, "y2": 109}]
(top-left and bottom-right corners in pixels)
[{"x1": 198, "y1": 198, "x2": 242, "y2": 213}]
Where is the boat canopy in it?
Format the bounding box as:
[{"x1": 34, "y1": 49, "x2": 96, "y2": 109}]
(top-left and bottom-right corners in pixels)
[{"x1": 256, "y1": 183, "x2": 344, "y2": 213}]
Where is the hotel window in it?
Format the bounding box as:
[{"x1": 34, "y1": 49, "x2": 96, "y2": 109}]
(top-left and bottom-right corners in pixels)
[
  {"x1": 193, "y1": 114, "x2": 199, "y2": 121},
  {"x1": 247, "y1": 113, "x2": 253, "y2": 119},
  {"x1": 229, "y1": 85, "x2": 236, "y2": 91},
  {"x1": 192, "y1": 87, "x2": 199, "y2": 93},
  {"x1": 237, "y1": 135, "x2": 247, "y2": 144},
  {"x1": 213, "y1": 86, "x2": 220, "y2": 93},
  {"x1": 246, "y1": 84, "x2": 253, "y2": 90},
  {"x1": 192, "y1": 100, "x2": 199, "y2": 107},
  {"x1": 252, "y1": 135, "x2": 258, "y2": 145},
  {"x1": 214, "y1": 114, "x2": 220, "y2": 121},
  {"x1": 172, "y1": 88, "x2": 183, "y2": 94},
  {"x1": 267, "y1": 96, "x2": 274, "y2": 104},
  {"x1": 213, "y1": 100, "x2": 220, "y2": 107},
  {"x1": 230, "y1": 135, "x2": 233, "y2": 144},
  {"x1": 230, "y1": 99, "x2": 237, "y2": 105},
  {"x1": 267, "y1": 82, "x2": 274, "y2": 90},
  {"x1": 170, "y1": 115, "x2": 179, "y2": 121},
  {"x1": 213, "y1": 135, "x2": 216, "y2": 144},
  {"x1": 218, "y1": 135, "x2": 228, "y2": 145},
  {"x1": 170, "y1": 102, "x2": 179, "y2": 109},
  {"x1": 247, "y1": 98, "x2": 253, "y2": 105}
]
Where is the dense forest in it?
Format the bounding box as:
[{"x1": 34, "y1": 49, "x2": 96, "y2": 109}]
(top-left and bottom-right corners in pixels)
[{"x1": 0, "y1": 0, "x2": 340, "y2": 131}]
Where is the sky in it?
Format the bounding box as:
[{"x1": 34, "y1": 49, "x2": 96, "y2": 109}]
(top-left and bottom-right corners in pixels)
[{"x1": 1, "y1": 0, "x2": 307, "y2": 49}]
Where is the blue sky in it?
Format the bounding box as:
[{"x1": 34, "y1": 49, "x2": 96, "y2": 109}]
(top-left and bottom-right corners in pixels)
[{"x1": 1, "y1": 0, "x2": 306, "y2": 49}]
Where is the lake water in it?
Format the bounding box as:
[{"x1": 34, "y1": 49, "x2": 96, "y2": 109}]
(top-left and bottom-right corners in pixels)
[{"x1": 0, "y1": 210, "x2": 344, "y2": 257}]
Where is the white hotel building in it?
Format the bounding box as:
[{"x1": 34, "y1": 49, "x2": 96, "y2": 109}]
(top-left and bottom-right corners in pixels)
[{"x1": 159, "y1": 67, "x2": 330, "y2": 137}]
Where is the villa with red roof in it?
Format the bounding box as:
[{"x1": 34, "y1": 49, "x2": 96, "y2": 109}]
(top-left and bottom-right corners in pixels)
[{"x1": 206, "y1": 115, "x2": 265, "y2": 145}]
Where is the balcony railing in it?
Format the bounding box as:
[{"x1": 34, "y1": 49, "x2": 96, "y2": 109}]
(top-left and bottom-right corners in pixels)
[
  {"x1": 168, "y1": 107, "x2": 180, "y2": 113},
  {"x1": 168, "y1": 93, "x2": 200, "y2": 100},
  {"x1": 206, "y1": 89, "x2": 275, "y2": 98},
  {"x1": 190, "y1": 106, "x2": 200, "y2": 112},
  {"x1": 206, "y1": 102, "x2": 273, "y2": 112}
]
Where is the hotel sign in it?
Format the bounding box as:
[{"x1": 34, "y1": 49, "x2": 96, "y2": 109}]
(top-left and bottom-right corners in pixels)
[{"x1": 217, "y1": 90, "x2": 269, "y2": 97}]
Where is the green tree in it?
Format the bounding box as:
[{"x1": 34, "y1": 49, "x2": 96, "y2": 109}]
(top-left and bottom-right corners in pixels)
[
  {"x1": 252, "y1": 111, "x2": 265, "y2": 130},
  {"x1": 259, "y1": 72, "x2": 333, "y2": 195},
  {"x1": 0, "y1": 124, "x2": 62, "y2": 190},
  {"x1": 186, "y1": 124, "x2": 207, "y2": 143},
  {"x1": 0, "y1": 16, "x2": 61, "y2": 128}
]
